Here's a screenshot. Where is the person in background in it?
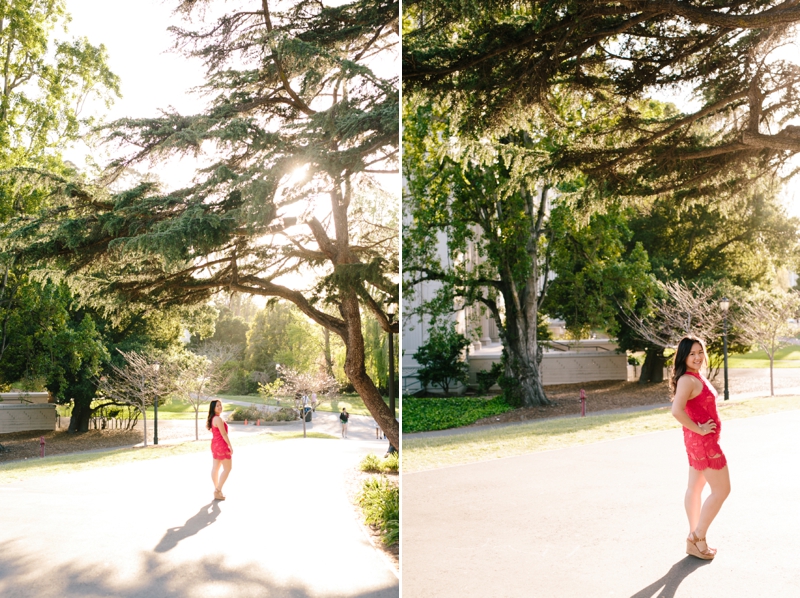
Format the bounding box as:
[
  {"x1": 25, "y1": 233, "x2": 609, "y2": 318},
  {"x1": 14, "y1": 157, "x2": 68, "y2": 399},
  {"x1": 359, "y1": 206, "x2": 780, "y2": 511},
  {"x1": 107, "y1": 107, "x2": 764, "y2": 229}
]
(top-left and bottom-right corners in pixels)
[{"x1": 340, "y1": 407, "x2": 349, "y2": 438}]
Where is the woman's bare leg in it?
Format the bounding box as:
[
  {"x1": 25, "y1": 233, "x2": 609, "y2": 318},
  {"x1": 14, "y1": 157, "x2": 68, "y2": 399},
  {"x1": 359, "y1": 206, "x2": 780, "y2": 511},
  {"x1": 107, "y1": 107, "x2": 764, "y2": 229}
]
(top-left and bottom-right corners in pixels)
[
  {"x1": 694, "y1": 465, "x2": 731, "y2": 552},
  {"x1": 211, "y1": 459, "x2": 222, "y2": 491},
  {"x1": 217, "y1": 459, "x2": 232, "y2": 492},
  {"x1": 685, "y1": 467, "x2": 706, "y2": 534}
]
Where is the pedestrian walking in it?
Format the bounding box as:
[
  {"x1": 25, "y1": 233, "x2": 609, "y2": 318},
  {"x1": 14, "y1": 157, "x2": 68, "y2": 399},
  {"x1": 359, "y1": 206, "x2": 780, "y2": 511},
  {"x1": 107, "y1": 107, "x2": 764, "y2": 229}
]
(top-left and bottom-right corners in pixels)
[
  {"x1": 207, "y1": 400, "x2": 233, "y2": 501},
  {"x1": 670, "y1": 336, "x2": 730, "y2": 560},
  {"x1": 340, "y1": 407, "x2": 349, "y2": 438},
  {"x1": 375, "y1": 419, "x2": 383, "y2": 439}
]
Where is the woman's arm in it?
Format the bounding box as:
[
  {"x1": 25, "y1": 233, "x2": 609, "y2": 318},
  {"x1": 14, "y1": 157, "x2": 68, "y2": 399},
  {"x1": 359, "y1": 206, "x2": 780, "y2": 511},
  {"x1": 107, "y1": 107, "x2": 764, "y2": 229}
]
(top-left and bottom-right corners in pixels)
[
  {"x1": 214, "y1": 415, "x2": 234, "y2": 453},
  {"x1": 672, "y1": 376, "x2": 715, "y2": 435}
]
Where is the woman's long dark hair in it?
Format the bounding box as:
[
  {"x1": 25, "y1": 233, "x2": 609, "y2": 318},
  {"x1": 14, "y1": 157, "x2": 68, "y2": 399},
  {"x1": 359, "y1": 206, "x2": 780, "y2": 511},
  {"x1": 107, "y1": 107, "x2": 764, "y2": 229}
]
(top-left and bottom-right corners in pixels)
[
  {"x1": 669, "y1": 335, "x2": 707, "y2": 396},
  {"x1": 206, "y1": 400, "x2": 220, "y2": 430}
]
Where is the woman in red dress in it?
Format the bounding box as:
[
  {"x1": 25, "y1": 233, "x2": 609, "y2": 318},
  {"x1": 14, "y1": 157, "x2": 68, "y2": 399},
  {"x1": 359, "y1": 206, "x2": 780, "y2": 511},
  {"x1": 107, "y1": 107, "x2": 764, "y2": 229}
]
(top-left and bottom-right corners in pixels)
[
  {"x1": 206, "y1": 400, "x2": 233, "y2": 501},
  {"x1": 670, "y1": 336, "x2": 731, "y2": 560}
]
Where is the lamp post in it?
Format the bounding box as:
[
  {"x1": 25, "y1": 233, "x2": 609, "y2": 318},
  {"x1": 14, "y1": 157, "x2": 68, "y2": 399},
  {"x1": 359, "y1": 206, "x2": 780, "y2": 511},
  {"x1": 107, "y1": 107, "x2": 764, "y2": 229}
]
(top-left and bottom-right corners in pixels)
[
  {"x1": 153, "y1": 362, "x2": 161, "y2": 445},
  {"x1": 387, "y1": 304, "x2": 397, "y2": 417},
  {"x1": 720, "y1": 298, "x2": 730, "y2": 401}
]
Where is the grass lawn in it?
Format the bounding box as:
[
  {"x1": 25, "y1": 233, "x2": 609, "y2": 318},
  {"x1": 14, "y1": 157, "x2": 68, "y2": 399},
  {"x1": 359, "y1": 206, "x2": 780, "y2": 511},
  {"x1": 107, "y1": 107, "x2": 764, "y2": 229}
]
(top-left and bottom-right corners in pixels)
[
  {"x1": 0, "y1": 431, "x2": 336, "y2": 483},
  {"x1": 402, "y1": 395, "x2": 800, "y2": 474},
  {"x1": 725, "y1": 345, "x2": 800, "y2": 368},
  {"x1": 219, "y1": 393, "x2": 399, "y2": 418},
  {"x1": 56, "y1": 401, "x2": 232, "y2": 421}
]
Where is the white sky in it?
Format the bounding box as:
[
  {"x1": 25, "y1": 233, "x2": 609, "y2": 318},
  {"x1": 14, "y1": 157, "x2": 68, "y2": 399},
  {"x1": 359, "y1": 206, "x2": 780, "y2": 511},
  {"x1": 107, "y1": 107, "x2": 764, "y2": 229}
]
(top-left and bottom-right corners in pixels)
[{"x1": 64, "y1": 0, "x2": 207, "y2": 187}]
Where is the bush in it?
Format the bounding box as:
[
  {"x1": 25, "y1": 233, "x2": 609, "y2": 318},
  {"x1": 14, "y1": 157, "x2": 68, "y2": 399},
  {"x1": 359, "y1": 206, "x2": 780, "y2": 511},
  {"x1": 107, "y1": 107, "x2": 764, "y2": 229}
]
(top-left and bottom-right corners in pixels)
[
  {"x1": 412, "y1": 324, "x2": 470, "y2": 395},
  {"x1": 360, "y1": 452, "x2": 399, "y2": 474},
  {"x1": 229, "y1": 404, "x2": 296, "y2": 422},
  {"x1": 402, "y1": 396, "x2": 513, "y2": 433},
  {"x1": 475, "y1": 361, "x2": 504, "y2": 394},
  {"x1": 357, "y1": 476, "x2": 399, "y2": 546}
]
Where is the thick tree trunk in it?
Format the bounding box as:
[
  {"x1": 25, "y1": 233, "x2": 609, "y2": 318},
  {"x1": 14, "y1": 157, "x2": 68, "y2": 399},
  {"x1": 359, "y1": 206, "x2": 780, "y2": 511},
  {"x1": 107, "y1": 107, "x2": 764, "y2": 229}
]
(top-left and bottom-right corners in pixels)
[
  {"x1": 503, "y1": 344, "x2": 550, "y2": 407},
  {"x1": 323, "y1": 327, "x2": 334, "y2": 378},
  {"x1": 68, "y1": 400, "x2": 92, "y2": 433},
  {"x1": 340, "y1": 293, "x2": 399, "y2": 450},
  {"x1": 638, "y1": 347, "x2": 667, "y2": 383}
]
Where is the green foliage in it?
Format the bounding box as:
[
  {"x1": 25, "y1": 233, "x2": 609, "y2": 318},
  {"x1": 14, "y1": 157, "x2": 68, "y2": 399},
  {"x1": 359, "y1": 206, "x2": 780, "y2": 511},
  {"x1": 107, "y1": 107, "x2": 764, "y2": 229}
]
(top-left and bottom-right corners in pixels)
[
  {"x1": 0, "y1": 278, "x2": 108, "y2": 403},
  {"x1": 356, "y1": 476, "x2": 399, "y2": 546},
  {"x1": 221, "y1": 363, "x2": 259, "y2": 395},
  {"x1": 402, "y1": 396, "x2": 513, "y2": 433},
  {"x1": 475, "y1": 361, "x2": 503, "y2": 395},
  {"x1": 544, "y1": 203, "x2": 657, "y2": 339},
  {"x1": 257, "y1": 378, "x2": 285, "y2": 402},
  {"x1": 245, "y1": 302, "x2": 320, "y2": 377},
  {"x1": 404, "y1": 2, "x2": 800, "y2": 207},
  {"x1": 412, "y1": 324, "x2": 470, "y2": 395},
  {"x1": 0, "y1": 0, "x2": 119, "y2": 171},
  {"x1": 229, "y1": 404, "x2": 296, "y2": 422},
  {"x1": 359, "y1": 452, "x2": 399, "y2": 473},
  {"x1": 193, "y1": 306, "x2": 248, "y2": 350}
]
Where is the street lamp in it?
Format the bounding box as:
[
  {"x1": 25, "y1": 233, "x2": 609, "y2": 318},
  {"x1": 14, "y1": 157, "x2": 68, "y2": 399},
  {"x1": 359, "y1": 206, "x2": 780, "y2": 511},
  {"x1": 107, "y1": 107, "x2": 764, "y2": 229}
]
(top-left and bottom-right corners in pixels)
[
  {"x1": 720, "y1": 298, "x2": 730, "y2": 401},
  {"x1": 387, "y1": 304, "x2": 397, "y2": 418},
  {"x1": 153, "y1": 363, "x2": 161, "y2": 444}
]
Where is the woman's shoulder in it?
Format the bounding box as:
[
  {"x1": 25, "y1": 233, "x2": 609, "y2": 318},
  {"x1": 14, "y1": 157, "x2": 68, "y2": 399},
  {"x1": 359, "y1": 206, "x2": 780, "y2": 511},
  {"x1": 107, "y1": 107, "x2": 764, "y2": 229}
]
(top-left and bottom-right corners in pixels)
[{"x1": 676, "y1": 372, "x2": 702, "y2": 393}]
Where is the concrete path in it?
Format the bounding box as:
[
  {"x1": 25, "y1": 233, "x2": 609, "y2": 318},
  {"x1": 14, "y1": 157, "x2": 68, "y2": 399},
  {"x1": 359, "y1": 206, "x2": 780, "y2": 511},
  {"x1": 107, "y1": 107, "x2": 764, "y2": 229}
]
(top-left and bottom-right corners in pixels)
[
  {"x1": 402, "y1": 409, "x2": 800, "y2": 597},
  {"x1": 0, "y1": 436, "x2": 398, "y2": 597}
]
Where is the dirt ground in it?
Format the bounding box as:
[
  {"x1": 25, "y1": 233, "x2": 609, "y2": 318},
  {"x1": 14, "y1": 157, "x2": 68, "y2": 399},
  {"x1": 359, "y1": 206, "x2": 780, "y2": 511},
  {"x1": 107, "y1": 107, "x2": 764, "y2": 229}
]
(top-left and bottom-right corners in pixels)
[{"x1": 472, "y1": 379, "x2": 673, "y2": 426}]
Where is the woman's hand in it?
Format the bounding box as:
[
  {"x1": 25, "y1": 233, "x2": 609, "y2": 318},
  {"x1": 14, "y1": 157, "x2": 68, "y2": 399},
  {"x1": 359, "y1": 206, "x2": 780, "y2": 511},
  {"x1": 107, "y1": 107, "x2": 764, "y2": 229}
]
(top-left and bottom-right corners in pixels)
[{"x1": 697, "y1": 419, "x2": 717, "y2": 436}]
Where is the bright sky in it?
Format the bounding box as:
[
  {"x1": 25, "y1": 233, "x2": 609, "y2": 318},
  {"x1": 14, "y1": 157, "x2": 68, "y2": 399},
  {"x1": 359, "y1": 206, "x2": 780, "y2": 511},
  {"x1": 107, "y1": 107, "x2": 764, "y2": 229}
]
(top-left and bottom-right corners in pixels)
[{"x1": 64, "y1": 0, "x2": 207, "y2": 187}]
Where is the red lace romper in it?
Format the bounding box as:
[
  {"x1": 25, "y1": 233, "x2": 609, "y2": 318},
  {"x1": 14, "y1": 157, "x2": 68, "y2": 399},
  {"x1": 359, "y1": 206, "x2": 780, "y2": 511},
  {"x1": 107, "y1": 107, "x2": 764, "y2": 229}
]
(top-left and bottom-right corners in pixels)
[
  {"x1": 681, "y1": 371, "x2": 726, "y2": 471},
  {"x1": 211, "y1": 418, "x2": 232, "y2": 460}
]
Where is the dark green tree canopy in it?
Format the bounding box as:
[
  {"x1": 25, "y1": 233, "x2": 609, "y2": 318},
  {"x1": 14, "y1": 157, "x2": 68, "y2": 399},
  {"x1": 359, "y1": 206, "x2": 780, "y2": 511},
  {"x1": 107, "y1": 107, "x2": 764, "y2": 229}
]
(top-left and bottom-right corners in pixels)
[{"x1": 404, "y1": 1, "x2": 800, "y2": 202}]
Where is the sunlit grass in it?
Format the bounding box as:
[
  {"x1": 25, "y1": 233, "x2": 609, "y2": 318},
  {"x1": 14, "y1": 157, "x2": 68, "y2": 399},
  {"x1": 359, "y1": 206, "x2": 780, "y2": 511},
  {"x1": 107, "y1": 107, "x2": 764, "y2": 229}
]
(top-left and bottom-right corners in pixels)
[
  {"x1": 0, "y1": 431, "x2": 335, "y2": 483},
  {"x1": 402, "y1": 395, "x2": 800, "y2": 473},
  {"x1": 726, "y1": 345, "x2": 800, "y2": 368}
]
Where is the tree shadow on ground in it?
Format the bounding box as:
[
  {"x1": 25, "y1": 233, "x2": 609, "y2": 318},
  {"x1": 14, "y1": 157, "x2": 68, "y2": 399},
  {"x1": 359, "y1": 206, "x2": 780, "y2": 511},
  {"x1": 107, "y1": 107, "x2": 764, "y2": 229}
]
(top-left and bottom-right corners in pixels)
[
  {"x1": 154, "y1": 501, "x2": 221, "y2": 553},
  {"x1": 0, "y1": 539, "x2": 398, "y2": 598},
  {"x1": 630, "y1": 556, "x2": 712, "y2": 598}
]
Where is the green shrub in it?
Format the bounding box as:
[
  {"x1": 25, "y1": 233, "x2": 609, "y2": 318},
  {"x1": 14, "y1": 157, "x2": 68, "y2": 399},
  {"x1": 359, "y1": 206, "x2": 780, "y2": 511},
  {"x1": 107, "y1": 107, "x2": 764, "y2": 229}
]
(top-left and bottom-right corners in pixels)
[
  {"x1": 475, "y1": 361, "x2": 503, "y2": 394},
  {"x1": 412, "y1": 324, "x2": 470, "y2": 395},
  {"x1": 229, "y1": 404, "x2": 296, "y2": 422},
  {"x1": 402, "y1": 396, "x2": 513, "y2": 433},
  {"x1": 359, "y1": 452, "x2": 399, "y2": 474},
  {"x1": 357, "y1": 476, "x2": 399, "y2": 546}
]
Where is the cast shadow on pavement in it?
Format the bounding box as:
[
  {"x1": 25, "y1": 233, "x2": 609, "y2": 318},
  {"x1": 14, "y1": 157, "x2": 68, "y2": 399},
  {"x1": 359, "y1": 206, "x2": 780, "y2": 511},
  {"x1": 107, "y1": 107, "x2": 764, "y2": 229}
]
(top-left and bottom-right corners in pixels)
[
  {"x1": 0, "y1": 542, "x2": 398, "y2": 598},
  {"x1": 154, "y1": 501, "x2": 221, "y2": 553},
  {"x1": 629, "y1": 556, "x2": 712, "y2": 598}
]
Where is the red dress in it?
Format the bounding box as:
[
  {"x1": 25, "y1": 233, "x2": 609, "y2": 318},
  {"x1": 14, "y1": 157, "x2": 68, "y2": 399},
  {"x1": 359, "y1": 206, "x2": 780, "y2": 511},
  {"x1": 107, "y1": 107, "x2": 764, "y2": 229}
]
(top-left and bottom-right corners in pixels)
[
  {"x1": 681, "y1": 371, "x2": 726, "y2": 471},
  {"x1": 211, "y1": 419, "x2": 232, "y2": 460}
]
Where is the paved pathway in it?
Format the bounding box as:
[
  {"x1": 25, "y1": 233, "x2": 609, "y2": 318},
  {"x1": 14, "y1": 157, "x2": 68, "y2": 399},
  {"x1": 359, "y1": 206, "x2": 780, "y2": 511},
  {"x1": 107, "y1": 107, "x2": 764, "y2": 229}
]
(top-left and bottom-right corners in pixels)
[
  {"x1": 402, "y1": 409, "x2": 800, "y2": 597},
  {"x1": 0, "y1": 434, "x2": 397, "y2": 597}
]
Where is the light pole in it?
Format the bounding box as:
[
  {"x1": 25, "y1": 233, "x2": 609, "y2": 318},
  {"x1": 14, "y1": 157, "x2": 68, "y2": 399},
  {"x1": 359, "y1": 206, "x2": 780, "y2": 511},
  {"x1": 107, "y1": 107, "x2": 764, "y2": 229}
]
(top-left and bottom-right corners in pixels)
[
  {"x1": 153, "y1": 363, "x2": 161, "y2": 445},
  {"x1": 387, "y1": 304, "x2": 397, "y2": 418},
  {"x1": 720, "y1": 297, "x2": 730, "y2": 401}
]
